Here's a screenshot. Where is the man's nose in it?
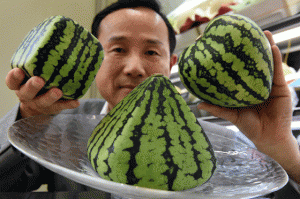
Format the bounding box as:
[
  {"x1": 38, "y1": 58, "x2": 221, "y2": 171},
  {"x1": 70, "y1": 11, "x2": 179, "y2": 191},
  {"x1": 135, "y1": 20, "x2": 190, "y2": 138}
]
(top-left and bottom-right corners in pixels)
[{"x1": 123, "y1": 54, "x2": 146, "y2": 77}]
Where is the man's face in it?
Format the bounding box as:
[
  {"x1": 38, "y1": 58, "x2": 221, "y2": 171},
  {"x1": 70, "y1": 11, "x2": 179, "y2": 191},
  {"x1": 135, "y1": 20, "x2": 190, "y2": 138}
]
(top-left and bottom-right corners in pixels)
[{"x1": 95, "y1": 7, "x2": 177, "y2": 111}]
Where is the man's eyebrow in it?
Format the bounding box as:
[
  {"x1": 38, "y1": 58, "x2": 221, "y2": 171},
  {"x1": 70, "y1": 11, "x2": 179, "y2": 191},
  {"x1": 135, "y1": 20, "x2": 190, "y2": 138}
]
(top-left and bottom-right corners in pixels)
[
  {"x1": 108, "y1": 36, "x2": 127, "y2": 43},
  {"x1": 108, "y1": 36, "x2": 163, "y2": 46},
  {"x1": 145, "y1": 39, "x2": 163, "y2": 46}
]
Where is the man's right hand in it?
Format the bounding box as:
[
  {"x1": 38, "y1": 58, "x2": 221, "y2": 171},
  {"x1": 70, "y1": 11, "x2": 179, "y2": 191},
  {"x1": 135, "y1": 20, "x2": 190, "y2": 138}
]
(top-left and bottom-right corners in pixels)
[{"x1": 6, "y1": 68, "x2": 80, "y2": 119}]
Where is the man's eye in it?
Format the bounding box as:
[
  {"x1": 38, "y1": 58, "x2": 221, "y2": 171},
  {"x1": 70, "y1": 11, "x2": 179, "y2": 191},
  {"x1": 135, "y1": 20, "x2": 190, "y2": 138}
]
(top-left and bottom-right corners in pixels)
[
  {"x1": 146, "y1": 51, "x2": 159, "y2": 56},
  {"x1": 113, "y1": 48, "x2": 125, "y2": 53}
]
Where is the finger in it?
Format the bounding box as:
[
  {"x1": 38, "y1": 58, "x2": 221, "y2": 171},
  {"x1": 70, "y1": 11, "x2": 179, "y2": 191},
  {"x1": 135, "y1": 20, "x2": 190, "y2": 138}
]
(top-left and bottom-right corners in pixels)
[
  {"x1": 54, "y1": 99, "x2": 80, "y2": 110},
  {"x1": 263, "y1": 30, "x2": 285, "y2": 85},
  {"x1": 6, "y1": 68, "x2": 25, "y2": 90},
  {"x1": 32, "y1": 87, "x2": 64, "y2": 108},
  {"x1": 36, "y1": 99, "x2": 80, "y2": 114},
  {"x1": 264, "y1": 30, "x2": 275, "y2": 46},
  {"x1": 15, "y1": 76, "x2": 46, "y2": 101},
  {"x1": 20, "y1": 99, "x2": 80, "y2": 118},
  {"x1": 197, "y1": 102, "x2": 238, "y2": 123},
  {"x1": 271, "y1": 45, "x2": 286, "y2": 86}
]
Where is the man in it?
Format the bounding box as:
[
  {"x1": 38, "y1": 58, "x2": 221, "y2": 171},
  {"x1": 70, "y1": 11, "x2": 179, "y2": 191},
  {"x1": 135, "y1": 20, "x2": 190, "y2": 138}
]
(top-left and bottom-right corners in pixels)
[{"x1": 1, "y1": 0, "x2": 300, "y2": 198}]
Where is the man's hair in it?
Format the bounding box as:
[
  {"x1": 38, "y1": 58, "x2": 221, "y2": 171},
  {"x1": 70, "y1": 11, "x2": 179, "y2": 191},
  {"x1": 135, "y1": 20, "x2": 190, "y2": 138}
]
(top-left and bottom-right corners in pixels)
[{"x1": 91, "y1": 0, "x2": 176, "y2": 55}]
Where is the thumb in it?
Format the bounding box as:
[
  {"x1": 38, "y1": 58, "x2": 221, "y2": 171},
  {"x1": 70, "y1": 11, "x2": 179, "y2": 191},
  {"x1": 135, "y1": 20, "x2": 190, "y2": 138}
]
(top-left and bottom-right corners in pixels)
[{"x1": 197, "y1": 102, "x2": 238, "y2": 124}]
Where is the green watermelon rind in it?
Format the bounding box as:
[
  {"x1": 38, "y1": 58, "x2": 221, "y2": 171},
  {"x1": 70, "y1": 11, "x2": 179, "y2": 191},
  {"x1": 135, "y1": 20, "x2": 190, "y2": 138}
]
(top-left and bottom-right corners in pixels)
[
  {"x1": 11, "y1": 15, "x2": 104, "y2": 99},
  {"x1": 87, "y1": 74, "x2": 217, "y2": 191},
  {"x1": 178, "y1": 14, "x2": 274, "y2": 107}
]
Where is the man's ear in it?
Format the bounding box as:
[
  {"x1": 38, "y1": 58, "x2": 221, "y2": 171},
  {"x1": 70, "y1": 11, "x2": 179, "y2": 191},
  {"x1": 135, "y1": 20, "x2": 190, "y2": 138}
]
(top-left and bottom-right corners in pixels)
[{"x1": 170, "y1": 54, "x2": 178, "y2": 70}]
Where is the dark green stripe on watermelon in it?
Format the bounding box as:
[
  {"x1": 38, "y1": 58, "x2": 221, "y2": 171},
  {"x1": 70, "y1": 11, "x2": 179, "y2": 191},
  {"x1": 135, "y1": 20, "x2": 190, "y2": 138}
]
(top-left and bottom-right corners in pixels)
[
  {"x1": 11, "y1": 15, "x2": 104, "y2": 99},
  {"x1": 12, "y1": 16, "x2": 57, "y2": 72},
  {"x1": 178, "y1": 14, "x2": 273, "y2": 107},
  {"x1": 87, "y1": 74, "x2": 217, "y2": 191}
]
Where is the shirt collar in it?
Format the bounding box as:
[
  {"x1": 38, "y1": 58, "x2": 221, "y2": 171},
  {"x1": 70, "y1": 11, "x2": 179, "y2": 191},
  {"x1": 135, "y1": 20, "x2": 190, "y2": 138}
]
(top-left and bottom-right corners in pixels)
[{"x1": 100, "y1": 101, "x2": 109, "y2": 115}]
